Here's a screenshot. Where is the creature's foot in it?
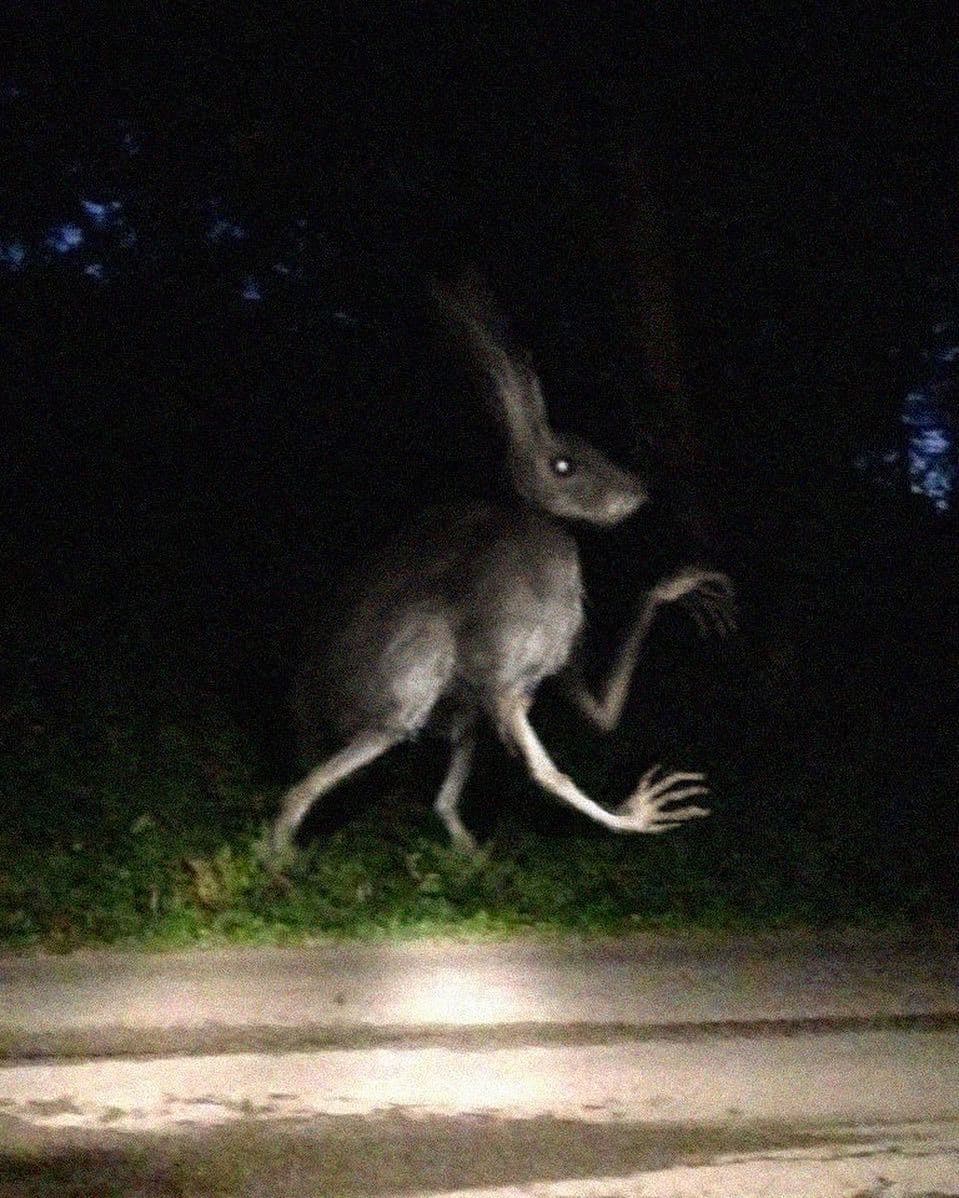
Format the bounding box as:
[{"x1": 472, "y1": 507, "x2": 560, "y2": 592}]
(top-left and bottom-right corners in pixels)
[
  {"x1": 615, "y1": 765, "x2": 711, "y2": 834},
  {"x1": 448, "y1": 826, "x2": 479, "y2": 855},
  {"x1": 253, "y1": 822, "x2": 298, "y2": 878}
]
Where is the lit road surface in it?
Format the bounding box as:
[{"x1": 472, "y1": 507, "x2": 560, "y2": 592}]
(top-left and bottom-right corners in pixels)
[{"x1": 1, "y1": 934, "x2": 958, "y2": 1195}]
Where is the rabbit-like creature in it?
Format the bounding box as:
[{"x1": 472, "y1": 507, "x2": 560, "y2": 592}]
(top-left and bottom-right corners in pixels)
[{"x1": 271, "y1": 280, "x2": 735, "y2": 855}]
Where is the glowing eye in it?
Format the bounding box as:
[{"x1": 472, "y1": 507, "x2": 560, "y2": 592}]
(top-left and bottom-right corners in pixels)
[{"x1": 551, "y1": 456, "x2": 575, "y2": 477}]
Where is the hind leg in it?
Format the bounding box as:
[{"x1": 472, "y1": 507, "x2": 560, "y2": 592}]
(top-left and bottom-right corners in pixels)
[
  {"x1": 433, "y1": 734, "x2": 477, "y2": 852},
  {"x1": 271, "y1": 729, "x2": 401, "y2": 854},
  {"x1": 275, "y1": 610, "x2": 457, "y2": 855}
]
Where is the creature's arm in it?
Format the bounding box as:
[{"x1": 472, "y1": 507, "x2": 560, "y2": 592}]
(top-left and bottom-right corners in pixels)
[
  {"x1": 496, "y1": 692, "x2": 711, "y2": 834},
  {"x1": 564, "y1": 568, "x2": 736, "y2": 733}
]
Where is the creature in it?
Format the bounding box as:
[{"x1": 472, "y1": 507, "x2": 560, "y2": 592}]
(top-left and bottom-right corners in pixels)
[{"x1": 271, "y1": 279, "x2": 735, "y2": 856}]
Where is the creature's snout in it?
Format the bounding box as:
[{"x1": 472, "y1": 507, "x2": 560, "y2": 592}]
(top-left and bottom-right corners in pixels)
[{"x1": 606, "y1": 485, "x2": 647, "y2": 524}]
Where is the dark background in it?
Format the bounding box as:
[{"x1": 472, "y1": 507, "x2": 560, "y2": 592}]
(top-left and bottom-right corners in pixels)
[{"x1": 2, "y1": 5, "x2": 957, "y2": 928}]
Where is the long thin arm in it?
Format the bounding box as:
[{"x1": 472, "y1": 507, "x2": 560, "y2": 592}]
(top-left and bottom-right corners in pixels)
[
  {"x1": 564, "y1": 568, "x2": 736, "y2": 733},
  {"x1": 493, "y1": 694, "x2": 709, "y2": 833}
]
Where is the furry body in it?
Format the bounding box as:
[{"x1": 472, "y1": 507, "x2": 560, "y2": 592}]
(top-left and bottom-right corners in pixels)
[{"x1": 294, "y1": 501, "x2": 583, "y2": 744}]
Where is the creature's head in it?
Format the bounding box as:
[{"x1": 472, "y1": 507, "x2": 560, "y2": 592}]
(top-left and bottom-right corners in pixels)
[
  {"x1": 436, "y1": 275, "x2": 648, "y2": 527},
  {"x1": 493, "y1": 361, "x2": 647, "y2": 525}
]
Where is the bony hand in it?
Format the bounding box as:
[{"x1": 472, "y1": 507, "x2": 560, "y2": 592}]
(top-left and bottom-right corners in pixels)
[
  {"x1": 651, "y1": 568, "x2": 737, "y2": 637},
  {"x1": 614, "y1": 765, "x2": 711, "y2": 833}
]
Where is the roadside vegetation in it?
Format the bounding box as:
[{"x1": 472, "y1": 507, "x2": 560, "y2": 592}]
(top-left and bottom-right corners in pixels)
[{"x1": 3, "y1": 512, "x2": 954, "y2": 954}]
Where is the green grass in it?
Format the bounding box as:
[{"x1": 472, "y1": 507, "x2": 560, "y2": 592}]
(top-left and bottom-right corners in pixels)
[{"x1": 0, "y1": 671, "x2": 950, "y2": 954}]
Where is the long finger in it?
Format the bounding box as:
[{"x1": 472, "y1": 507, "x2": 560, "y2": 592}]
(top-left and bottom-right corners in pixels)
[
  {"x1": 694, "y1": 594, "x2": 738, "y2": 634},
  {"x1": 680, "y1": 589, "x2": 735, "y2": 625},
  {"x1": 652, "y1": 785, "x2": 711, "y2": 806},
  {"x1": 687, "y1": 604, "x2": 711, "y2": 636},
  {"x1": 646, "y1": 771, "x2": 706, "y2": 796},
  {"x1": 650, "y1": 809, "x2": 711, "y2": 829}
]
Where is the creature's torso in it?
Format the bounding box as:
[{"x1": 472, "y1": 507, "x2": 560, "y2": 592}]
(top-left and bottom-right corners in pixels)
[
  {"x1": 454, "y1": 505, "x2": 584, "y2": 695},
  {"x1": 295, "y1": 502, "x2": 585, "y2": 741}
]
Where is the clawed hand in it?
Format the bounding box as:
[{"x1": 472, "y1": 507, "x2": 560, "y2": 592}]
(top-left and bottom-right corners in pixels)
[
  {"x1": 614, "y1": 765, "x2": 711, "y2": 834},
  {"x1": 651, "y1": 568, "x2": 737, "y2": 638}
]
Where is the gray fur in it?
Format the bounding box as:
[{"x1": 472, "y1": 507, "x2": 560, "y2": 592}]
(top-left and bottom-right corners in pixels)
[{"x1": 271, "y1": 278, "x2": 735, "y2": 856}]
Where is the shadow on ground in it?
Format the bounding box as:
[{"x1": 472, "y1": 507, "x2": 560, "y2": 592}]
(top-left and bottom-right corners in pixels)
[{"x1": 0, "y1": 1110, "x2": 884, "y2": 1196}]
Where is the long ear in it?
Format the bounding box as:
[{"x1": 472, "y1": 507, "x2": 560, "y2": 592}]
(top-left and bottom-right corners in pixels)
[{"x1": 432, "y1": 271, "x2": 549, "y2": 447}]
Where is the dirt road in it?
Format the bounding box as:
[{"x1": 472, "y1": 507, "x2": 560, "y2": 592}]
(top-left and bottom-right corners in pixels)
[{"x1": 1, "y1": 932, "x2": 957, "y2": 1195}]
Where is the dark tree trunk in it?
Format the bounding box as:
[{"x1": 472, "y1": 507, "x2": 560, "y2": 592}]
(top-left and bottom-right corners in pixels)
[{"x1": 588, "y1": 130, "x2": 714, "y2": 555}]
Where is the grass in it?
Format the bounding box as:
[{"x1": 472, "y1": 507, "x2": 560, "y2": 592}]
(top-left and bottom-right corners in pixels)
[{"x1": 0, "y1": 660, "x2": 951, "y2": 954}]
